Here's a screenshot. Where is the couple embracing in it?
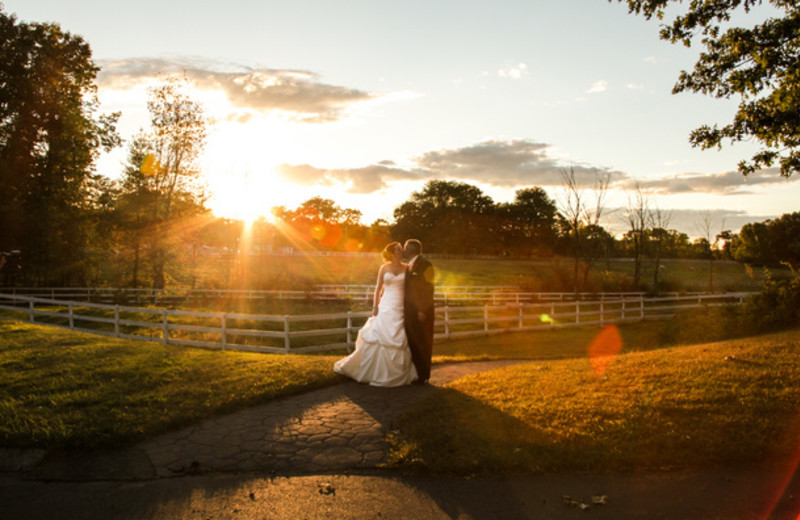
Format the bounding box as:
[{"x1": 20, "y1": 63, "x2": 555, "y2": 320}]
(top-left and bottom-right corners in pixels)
[{"x1": 334, "y1": 239, "x2": 435, "y2": 387}]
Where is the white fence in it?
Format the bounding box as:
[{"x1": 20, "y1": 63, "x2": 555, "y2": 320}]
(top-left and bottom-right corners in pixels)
[{"x1": 0, "y1": 292, "x2": 750, "y2": 354}]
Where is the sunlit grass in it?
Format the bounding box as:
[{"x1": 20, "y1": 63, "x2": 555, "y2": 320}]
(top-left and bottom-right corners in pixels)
[
  {"x1": 432, "y1": 321, "x2": 666, "y2": 363},
  {"x1": 0, "y1": 319, "x2": 340, "y2": 449},
  {"x1": 388, "y1": 329, "x2": 800, "y2": 474}
]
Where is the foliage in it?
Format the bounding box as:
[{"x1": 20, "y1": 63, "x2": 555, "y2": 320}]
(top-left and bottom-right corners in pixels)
[
  {"x1": 495, "y1": 187, "x2": 559, "y2": 257},
  {"x1": 392, "y1": 180, "x2": 497, "y2": 255},
  {"x1": 744, "y1": 266, "x2": 800, "y2": 330},
  {"x1": 114, "y1": 77, "x2": 209, "y2": 288},
  {"x1": 731, "y1": 211, "x2": 800, "y2": 266},
  {"x1": 614, "y1": 0, "x2": 800, "y2": 176},
  {"x1": 273, "y1": 197, "x2": 374, "y2": 252},
  {"x1": 0, "y1": 8, "x2": 120, "y2": 284}
]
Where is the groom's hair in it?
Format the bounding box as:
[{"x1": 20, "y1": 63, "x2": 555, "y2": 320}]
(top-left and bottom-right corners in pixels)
[{"x1": 404, "y1": 239, "x2": 422, "y2": 255}]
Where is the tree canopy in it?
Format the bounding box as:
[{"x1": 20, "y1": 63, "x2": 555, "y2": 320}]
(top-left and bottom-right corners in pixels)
[
  {"x1": 615, "y1": 0, "x2": 800, "y2": 176},
  {"x1": 0, "y1": 8, "x2": 119, "y2": 284},
  {"x1": 115, "y1": 78, "x2": 209, "y2": 288}
]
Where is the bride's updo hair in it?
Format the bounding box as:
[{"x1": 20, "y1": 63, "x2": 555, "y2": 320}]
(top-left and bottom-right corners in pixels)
[{"x1": 381, "y1": 241, "x2": 401, "y2": 262}]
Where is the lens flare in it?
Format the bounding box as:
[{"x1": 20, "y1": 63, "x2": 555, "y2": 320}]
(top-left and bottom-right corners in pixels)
[
  {"x1": 587, "y1": 325, "x2": 623, "y2": 376},
  {"x1": 540, "y1": 313, "x2": 554, "y2": 324}
]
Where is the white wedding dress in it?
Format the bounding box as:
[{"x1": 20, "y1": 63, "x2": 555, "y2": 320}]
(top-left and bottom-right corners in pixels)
[{"x1": 334, "y1": 271, "x2": 418, "y2": 387}]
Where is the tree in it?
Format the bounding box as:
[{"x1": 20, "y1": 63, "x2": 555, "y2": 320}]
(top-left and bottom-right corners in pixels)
[
  {"x1": 0, "y1": 8, "x2": 120, "y2": 284},
  {"x1": 696, "y1": 211, "x2": 725, "y2": 291},
  {"x1": 622, "y1": 184, "x2": 650, "y2": 288},
  {"x1": 274, "y1": 197, "x2": 364, "y2": 250},
  {"x1": 497, "y1": 187, "x2": 558, "y2": 257},
  {"x1": 649, "y1": 205, "x2": 672, "y2": 288},
  {"x1": 392, "y1": 180, "x2": 496, "y2": 255},
  {"x1": 557, "y1": 168, "x2": 611, "y2": 292},
  {"x1": 768, "y1": 211, "x2": 800, "y2": 267},
  {"x1": 116, "y1": 77, "x2": 207, "y2": 288},
  {"x1": 614, "y1": 0, "x2": 800, "y2": 176}
]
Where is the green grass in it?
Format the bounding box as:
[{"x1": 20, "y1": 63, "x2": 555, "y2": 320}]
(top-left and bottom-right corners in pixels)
[
  {"x1": 387, "y1": 328, "x2": 800, "y2": 475},
  {"x1": 432, "y1": 321, "x2": 669, "y2": 362},
  {"x1": 0, "y1": 319, "x2": 341, "y2": 449}
]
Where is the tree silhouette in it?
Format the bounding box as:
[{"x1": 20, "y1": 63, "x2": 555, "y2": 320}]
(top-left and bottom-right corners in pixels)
[{"x1": 0, "y1": 8, "x2": 120, "y2": 284}]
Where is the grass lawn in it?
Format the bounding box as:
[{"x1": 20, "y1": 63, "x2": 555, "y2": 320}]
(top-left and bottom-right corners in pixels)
[
  {"x1": 0, "y1": 314, "x2": 666, "y2": 451},
  {"x1": 0, "y1": 319, "x2": 341, "y2": 450},
  {"x1": 431, "y1": 321, "x2": 670, "y2": 362},
  {"x1": 387, "y1": 328, "x2": 800, "y2": 474}
]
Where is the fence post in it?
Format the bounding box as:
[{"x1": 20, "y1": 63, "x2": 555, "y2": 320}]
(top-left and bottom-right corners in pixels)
[
  {"x1": 283, "y1": 315, "x2": 291, "y2": 352},
  {"x1": 114, "y1": 305, "x2": 120, "y2": 337},
  {"x1": 28, "y1": 300, "x2": 34, "y2": 322},
  {"x1": 346, "y1": 311, "x2": 353, "y2": 346},
  {"x1": 600, "y1": 300, "x2": 604, "y2": 326},
  {"x1": 221, "y1": 313, "x2": 227, "y2": 351},
  {"x1": 640, "y1": 295, "x2": 645, "y2": 319},
  {"x1": 484, "y1": 305, "x2": 489, "y2": 334},
  {"x1": 444, "y1": 307, "x2": 450, "y2": 339},
  {"x1": 576, "y1": 301, "x2": 580, "y2": 325},
  {"x1": 68, "y1": 303, "x2": 74, "y2": 329},
  {"x1": 162, "y1": 309, "x2": 169, "y2": 344},
  {"x1": 550, "y1": 302, "x2": 555, "y2": 328},
  {"x1": 621, "y1": 299, "x2": 626, "y2": 321}
]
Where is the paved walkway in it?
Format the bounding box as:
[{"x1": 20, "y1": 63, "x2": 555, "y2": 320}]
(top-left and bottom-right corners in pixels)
[{"x1": 4, "y1": 360, "x2": 525, "y2": 481}]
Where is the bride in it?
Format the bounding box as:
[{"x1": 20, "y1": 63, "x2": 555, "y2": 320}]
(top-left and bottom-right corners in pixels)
[{"x1": 334, "y1": 242, "x2": 418, "y2": 387}]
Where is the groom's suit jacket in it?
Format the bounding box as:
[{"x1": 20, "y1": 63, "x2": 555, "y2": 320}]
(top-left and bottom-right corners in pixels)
[{"x1": 404, "y1": 255, "x2": 435, "y2": 382}]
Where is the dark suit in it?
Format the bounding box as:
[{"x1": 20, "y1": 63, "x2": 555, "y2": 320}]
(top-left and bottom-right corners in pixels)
[{"x1": 404, "y1": 255, "x2": 435, "y2": 382}]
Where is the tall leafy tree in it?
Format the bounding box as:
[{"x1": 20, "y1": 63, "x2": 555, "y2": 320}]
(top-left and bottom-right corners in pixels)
[
  {"x1": 614, "y1": 0, "x2": 800, "y2": 176},
  {"x1": 0, "y1": 8, "x2": 120, "y2": 284},
  {"x1": 116, "y1": 77, "x2": 207, "y2": 288},
  {"x1": 392, "y1": 180, "x2": 496, "y2": 255},
  {"x1": 732, "y1": 211, "x2": 800, "y2": 266},
  {"x1": 497, "y1": 187, "x2": 558, "y2": 257}
]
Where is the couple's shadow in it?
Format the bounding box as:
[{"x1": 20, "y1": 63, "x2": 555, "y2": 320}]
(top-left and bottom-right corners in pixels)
[{"x1": 340, "y1": 378, "x2": 565, "y2": 520}]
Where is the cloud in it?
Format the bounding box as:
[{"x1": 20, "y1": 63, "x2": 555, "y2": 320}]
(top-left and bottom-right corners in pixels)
[
  {"x1": 275, "y1": 163, "x2": 424, "y2": 194},
  {"x1": 274, "y1": 139, "x2": 627, "y2": 193},
  {"x1": 601, "y1": 207, "x2": 775, "y2": 238},
  {"x1": 97, "y1": 57, "x2": 374, "y2": 123},
  {"x1": 273, "y1": 139, "x2": 793, "y2": 204},
  {"x1": 498, "y1": 63, "x2": 528, "y2": 79},
  {"x1": 413, "y1": 140, "x2": 628, "y2": 187},
  {"x1": 626, "y1": 168, "x2": 798, "y2": 195},
  {"x1": 587, "y1": 80, "x2": 608, "y2": 93},
  {"x1": 626, "y1": 83, "x2": 644, "y2": 90}
]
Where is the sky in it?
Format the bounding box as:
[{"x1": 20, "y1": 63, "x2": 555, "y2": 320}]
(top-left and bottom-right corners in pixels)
[{"x1": 4, "y1": 0, "x2": 798, "y2": 237}]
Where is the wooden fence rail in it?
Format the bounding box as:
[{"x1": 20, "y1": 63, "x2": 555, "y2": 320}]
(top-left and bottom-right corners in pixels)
[{"x1": 0, "y1": 292, "x2": 750, "y2": 354}]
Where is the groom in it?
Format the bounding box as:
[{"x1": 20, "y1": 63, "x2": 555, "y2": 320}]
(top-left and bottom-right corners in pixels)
[{"x1": 403, "y1": 239, "x2": 435, "y2": 384}]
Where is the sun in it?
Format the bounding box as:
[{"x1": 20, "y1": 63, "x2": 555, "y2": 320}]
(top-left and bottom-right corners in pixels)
[{"x1": 205, "y1": 169, "x2": 272, "y2": 224}]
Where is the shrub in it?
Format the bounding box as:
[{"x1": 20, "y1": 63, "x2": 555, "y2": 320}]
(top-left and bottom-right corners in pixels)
[
  {"x1": 743, "y1": 266, "x2": 800, "y2": 332},
  {"x1": 653, "y1": 267, "x2": 800, "y2": 346}
]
